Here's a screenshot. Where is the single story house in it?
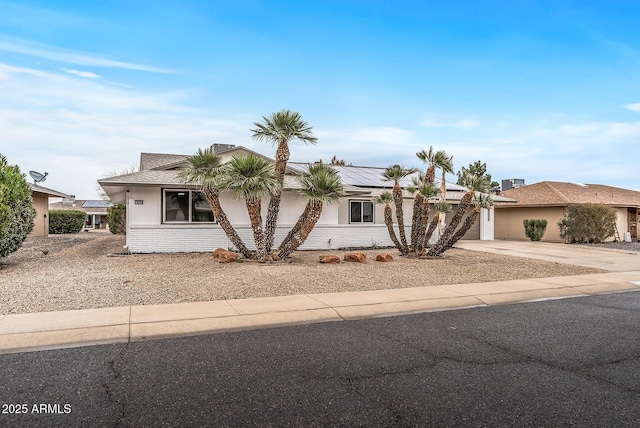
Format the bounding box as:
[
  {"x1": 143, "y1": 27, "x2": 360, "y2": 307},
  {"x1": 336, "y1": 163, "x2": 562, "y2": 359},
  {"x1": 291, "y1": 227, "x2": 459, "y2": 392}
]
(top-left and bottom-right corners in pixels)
[
  {"x1": 49, "y1": 198, "x2": 113, "y2": 230},
  {"x1": 98, "y1": 144, "x2": 505, "y2": 253},
  {"x1": 29, "y1": 183, "x2": 70, "y2": 237},
  {"x1": 495, "y1": 181, "x2": 640, "y2": 242}
]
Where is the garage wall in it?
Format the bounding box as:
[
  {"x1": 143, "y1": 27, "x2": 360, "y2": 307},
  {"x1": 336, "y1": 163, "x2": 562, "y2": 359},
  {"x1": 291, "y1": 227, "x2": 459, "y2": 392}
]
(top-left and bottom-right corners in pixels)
[{"x1": 494, "y1": 206, "x2": 566, "y2": 242}]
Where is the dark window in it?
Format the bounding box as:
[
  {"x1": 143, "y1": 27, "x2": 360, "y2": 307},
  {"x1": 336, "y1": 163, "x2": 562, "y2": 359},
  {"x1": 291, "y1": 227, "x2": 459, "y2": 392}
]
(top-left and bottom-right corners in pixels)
[
  {"x1": 350, "y1": 200, "x2": 374, "y2": 223},
  {"x1": 164, "y1": 190, "x2": 215, "y2": 223}
]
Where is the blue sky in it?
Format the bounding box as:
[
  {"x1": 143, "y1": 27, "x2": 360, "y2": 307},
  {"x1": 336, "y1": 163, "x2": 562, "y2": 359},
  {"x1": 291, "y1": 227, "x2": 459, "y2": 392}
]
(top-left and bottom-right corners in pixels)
[{"x1": 1, "y1": 0, "x2": 639, "y2": 198}]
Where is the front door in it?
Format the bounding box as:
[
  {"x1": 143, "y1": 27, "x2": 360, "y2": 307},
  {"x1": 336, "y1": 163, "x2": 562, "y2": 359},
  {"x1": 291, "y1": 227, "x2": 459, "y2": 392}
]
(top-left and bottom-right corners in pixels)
[{"x1": 629, "y1": 208, "x2": 638, "y2": 241}]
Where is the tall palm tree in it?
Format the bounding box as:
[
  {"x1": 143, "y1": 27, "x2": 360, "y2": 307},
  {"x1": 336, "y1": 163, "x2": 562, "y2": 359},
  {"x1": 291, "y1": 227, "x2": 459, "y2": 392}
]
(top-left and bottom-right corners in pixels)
[
  {"x1": 374, "y1": 191, "x2": 404, "y2": 254},
  {"x1": 218, "y1": 154, "x2": 279, "y2": 261},
  {"x1": 435, "y1": 150, "x2": 454, "y2": 236},
  {"x1": 179, "y1": 147, "x2": 250, "y2": 257},
  {"x1": 428, "y1": 168, "x2": 490, "y2": 256},
  {"x1": 277, "y1": 162, "x2": 344, "y2": 259},
  {"x1": 251, "y1": 109, "x2": 318, "y2": 253},
  {"x1": 416, "y1": 146, "x2": 438, "y2": 185},
  {"x1": 383, "y1": 165, "x2": 418, "y2": 254},
  {"x1": 413, "y1": 147, "x2": 439, "y2": 251},
  {"x1": 414, "y1": 187, "x2": 442, "y2": 254}
]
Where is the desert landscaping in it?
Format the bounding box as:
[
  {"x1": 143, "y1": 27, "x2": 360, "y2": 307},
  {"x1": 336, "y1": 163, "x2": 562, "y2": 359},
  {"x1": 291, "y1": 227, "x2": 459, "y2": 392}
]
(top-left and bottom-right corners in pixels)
[{"x1": 0, "y1": 232, "x2": 606, "y2": 315}]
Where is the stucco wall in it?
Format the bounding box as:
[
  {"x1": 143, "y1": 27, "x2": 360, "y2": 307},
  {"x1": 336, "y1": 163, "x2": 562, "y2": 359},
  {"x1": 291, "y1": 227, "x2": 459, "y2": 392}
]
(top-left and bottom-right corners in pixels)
[
  {"x1": 29, "y1": 192, "x2": 49, "y2": 237},
  {"x1": 494, "y1": 206, "x2": 566, "y2": 242}
]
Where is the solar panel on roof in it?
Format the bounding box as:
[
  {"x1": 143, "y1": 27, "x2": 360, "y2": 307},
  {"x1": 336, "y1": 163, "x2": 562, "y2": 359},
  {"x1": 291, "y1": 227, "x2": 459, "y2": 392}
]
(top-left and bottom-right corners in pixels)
[{"x1": 82, "y1": 200, "x2": 113, "y2": 208}]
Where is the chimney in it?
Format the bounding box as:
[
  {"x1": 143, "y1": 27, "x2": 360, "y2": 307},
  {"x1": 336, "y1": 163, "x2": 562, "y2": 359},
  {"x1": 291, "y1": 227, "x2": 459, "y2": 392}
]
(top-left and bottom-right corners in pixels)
[{"x1": 211, "y1": 143, "x2": 235, "y2": 153}]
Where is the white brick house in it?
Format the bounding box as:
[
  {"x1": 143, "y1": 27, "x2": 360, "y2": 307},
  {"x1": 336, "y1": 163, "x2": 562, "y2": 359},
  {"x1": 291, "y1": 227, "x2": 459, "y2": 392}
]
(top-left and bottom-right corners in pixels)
[{"x1": 98, "y1": 145, "x2": 497, "y2": 253}]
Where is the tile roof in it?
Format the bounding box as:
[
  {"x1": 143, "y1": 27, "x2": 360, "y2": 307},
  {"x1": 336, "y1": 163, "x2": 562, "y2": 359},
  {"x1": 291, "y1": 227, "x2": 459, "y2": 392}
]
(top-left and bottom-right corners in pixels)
[
  {"x1": 49, "y1": 200, "x2": 112, "y2": 213},
  {"x1": 29, "y1": 183, "x2": 70, "y2": 198},
  {"x1": 140, "y1": 153, "x2": 188, "y2": 170},
  {"x1": 498, "y1": 182, "x2": 640, "y2": 207}
]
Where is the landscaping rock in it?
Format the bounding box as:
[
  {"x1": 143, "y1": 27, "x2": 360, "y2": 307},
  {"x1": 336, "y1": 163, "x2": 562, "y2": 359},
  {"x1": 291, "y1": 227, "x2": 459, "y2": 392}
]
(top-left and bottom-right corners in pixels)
[
  {"x1": 319, "y1": 255, "x2": 340, "y2": 264},
  {"x1": 212, "y1": 248, "x2": 239, "y2": 263},
  {"x1": 375, "y1": 253, "x2": 393, "y2": 262},
  {"x1": 344, "y1": 252, "x2": 367, "y2": 263}
]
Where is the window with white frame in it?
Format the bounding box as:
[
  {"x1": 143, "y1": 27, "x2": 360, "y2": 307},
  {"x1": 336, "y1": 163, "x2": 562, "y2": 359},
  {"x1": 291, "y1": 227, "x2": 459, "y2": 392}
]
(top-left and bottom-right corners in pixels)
[
  {"x1": 164, "y1": 190, "x2": 215, "y2": 223},
  {"x1": 350, "y1": 200, "x2": 374, "y2": 223}
]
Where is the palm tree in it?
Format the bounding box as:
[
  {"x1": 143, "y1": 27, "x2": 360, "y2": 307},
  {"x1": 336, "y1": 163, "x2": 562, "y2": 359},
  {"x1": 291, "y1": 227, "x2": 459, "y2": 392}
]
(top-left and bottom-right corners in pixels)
[
  {"x1": 277, "y1": 162, "x2": 344, "y2": 259},
  {"x1": 420, "y1": 201, "x2": 451, "y2": 254},
  {"x1": 428, "y1": 168, "x2": 490, "y2": 256},
  {"x1": 374, "y1": 191, "x2": 404, "y2": 254},
  {"x1": 179, "y1": 147, "x2": 250, "y2": 257},
  {"x1": 440, "y1": 194, "x2": 494, "y2": 252},
  {"x1": 383, "y1": 165, "x2": 418, "y2": 254},
  {"x1": 251, "y1": 109, "x2": 318, "y2": 253},
  {"x1": 218, "y1": 154, "x2": 279, "y2": 261},
  {"x1": 416, "y1": 146, "x2": 438, "y2": 185},
  {"x1": 413, "y1": 188, "x2": 442, "y2": 254},
  {"x1": 434, "y1": 150, "x2": 454, "y2": 237},
  {"x1": 412, "y1": 147, "x2": 439, "y2": 251}
]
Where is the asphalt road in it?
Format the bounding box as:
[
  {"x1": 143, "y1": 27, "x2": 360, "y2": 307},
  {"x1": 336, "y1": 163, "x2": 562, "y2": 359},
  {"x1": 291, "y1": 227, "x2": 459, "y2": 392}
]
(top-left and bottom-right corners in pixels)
[{"x1": 1, "y1": 291, "x2": 639, "y2": 427}]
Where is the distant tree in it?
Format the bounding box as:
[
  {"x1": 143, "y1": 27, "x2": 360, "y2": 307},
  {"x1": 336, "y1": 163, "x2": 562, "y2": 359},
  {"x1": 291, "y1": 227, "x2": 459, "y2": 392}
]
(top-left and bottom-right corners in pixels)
[
  {"x1": 107, "y1": 204, "x2": 127, "y2": 235},
  {"x1": 0, "y1": 154, "x2": 36, "y2": 257},
  {"x1": 329, "y1": 155, "x2": 351, "y2": 166},
  {"x1": 49, "y1": 210, "x2": 85, "y2": 234},
  {"x1": 456, "y1": 161, "x2": 499, "y2": 191},
  {"x1": 96, "y1": 165, "x2": 138, "y2": 200}
]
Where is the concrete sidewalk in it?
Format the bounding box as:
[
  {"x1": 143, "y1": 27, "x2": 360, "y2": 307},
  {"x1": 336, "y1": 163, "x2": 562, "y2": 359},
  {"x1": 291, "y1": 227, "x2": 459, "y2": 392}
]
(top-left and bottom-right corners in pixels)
[{"x1": 2, "y1": 269, "x2": 640, "y2": 354}]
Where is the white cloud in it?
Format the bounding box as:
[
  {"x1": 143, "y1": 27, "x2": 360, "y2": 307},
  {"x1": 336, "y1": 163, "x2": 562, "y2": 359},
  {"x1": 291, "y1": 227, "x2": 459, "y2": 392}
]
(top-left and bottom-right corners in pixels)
[
  {"x1": 62, "y1": 68, "x2": 100, "y2": 79},
  {"x1": 624, "y1": 103, "x2": 640, "y2": 113},
  {"x1": 0, "y1": 39, "x2": 172, "y2": 74}
]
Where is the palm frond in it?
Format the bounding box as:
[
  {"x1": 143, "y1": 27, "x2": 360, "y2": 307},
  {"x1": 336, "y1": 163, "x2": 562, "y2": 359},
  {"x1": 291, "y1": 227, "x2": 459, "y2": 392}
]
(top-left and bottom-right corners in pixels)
[
  {"x1": 374, "y1": 191, "x2": 394, "y2": 205},
  {"x1": 250, "y1": 109, "x2": 317, "y2": 146},
  {"x1": 219, "y1": 154, "x2": 279, "y2": 202}
]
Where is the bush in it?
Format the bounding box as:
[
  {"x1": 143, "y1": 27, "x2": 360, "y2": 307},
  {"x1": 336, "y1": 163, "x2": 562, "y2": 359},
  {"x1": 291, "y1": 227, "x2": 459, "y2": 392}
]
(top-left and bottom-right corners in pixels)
[
  {"x1": 0, "y1": 154, "x2": 36, "y2": 257},
  {"x1": 107, "y1": 203, "x2": 126, "y2": 235},
  {"x1": 523, "y1": 219, "x2": 547, "y2": 241},
  {"x1": 49, "y1": 210, "x2": 86, "y2": 234},
  {"x1": 557, "y1": 204, "x2": 617, "y2": 243}
]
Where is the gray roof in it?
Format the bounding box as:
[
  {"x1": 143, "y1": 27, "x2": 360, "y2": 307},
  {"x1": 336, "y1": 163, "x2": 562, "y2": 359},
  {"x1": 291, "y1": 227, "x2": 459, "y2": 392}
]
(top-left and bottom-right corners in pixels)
[
  {"x1": 288, "y1": 162, "x2": 468, "y2": 192},
  {"x1": 83, "y1": 200, "x2": 114, "y2": 208},
  {"x1": 29, "y1": 183, "x2": 70, "y2": 198},
  {"x1": 140, "y1": 153, "x2": 188, "y2": 171}
]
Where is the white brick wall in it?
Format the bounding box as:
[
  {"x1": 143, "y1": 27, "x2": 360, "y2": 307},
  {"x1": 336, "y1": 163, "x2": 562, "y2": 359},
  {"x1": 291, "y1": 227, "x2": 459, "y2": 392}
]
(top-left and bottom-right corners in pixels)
[{"x1": 127, "y1": 224, "x2": 430, "y2": 253}]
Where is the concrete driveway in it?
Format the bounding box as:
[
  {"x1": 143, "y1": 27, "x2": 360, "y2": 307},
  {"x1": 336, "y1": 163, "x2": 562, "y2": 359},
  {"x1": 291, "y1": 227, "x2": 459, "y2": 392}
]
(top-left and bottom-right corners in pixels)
[{"x1": 456, "y1": 240, "x2": 640, "y2": 271}]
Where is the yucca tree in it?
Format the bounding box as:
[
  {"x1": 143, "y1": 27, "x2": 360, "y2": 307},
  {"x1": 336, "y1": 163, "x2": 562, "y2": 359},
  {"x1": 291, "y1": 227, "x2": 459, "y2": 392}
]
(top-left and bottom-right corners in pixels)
[
  {"x1": 435, "y1": 150, "x2": 454, "y2": 236},
  {"x1": 420, "y1": 201, "x2": 451, "y2": 254},
  {"x1": 428, "y1": 168, "x2": 490, "y2": 256},
  {"x1": 219, "y1": 154, "x2": 279, "y2": 261},
  {"x1": 277, "y1": 162, "x2": 344, "y2": 259},
  {"x1": 440, "y1": 194, "x2": 494, "y2": 252},
  {"x1": 179, "y1": 147, "x2": 250, "y2": 257},
  {"x1": 251, "y1": 109, "x2": 317, "y2": 253},
  {"x1": 374, "y1": 191, "x2": 404, "y2": 254},
  {"x1": 383, "y1": 165, "x2": 418, "y2": 254},
  {"x1": 409, "y1": 182, "x2": 439, "y2": 254},
  {"x1": 416, "y1": 146, "x2": 438, "y2": 185}
]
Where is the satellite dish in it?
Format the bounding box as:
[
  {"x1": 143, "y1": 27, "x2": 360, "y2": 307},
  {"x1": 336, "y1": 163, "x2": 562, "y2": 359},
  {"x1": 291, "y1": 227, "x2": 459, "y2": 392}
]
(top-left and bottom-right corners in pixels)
[{"x1": 29, "y1": 171, "x2": 48, "y2": 184}]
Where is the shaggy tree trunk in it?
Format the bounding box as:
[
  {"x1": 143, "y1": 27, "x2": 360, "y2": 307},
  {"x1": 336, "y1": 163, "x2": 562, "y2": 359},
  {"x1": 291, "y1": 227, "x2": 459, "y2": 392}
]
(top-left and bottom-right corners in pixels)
[
  {"x1": 428, "y1": 192, "x2": 474, "y2": 257},
  {"x1": 414, "y1": 198, "x2": 431, "y2": 255},
  {"x1": 410, "y1": 192, "x2": 424, "y2": 252},
  {"x1": 204, "y1": 184, "x2": 250, "y2": 257},
  {"x1": 383, "y1": 204, "x2": 404, "y2": 254},
  {"x1": 277, "y1": 202, "x2": 323, "y2": 259},
  {"x1": 264, "y1": 142, "x2": 289, "y2": 253},
  {"x1": 418, "y1": 212, "x2": 440, "y2": 255},
  {"x1": 438, "y1": 208, "x2": 480, "y2": 253},
  {"x1": 393, "y1": 183, "x2": 409, "y2": 253},
  {"x1": 425, "y1": 165, "x2": 435, "y2": 185},
  {"x1": 246, "y1": 199, "x2": 267, "y2": 261},
  {"x1": 278, "y1": 202, "x2": 313, "y2": 254}
]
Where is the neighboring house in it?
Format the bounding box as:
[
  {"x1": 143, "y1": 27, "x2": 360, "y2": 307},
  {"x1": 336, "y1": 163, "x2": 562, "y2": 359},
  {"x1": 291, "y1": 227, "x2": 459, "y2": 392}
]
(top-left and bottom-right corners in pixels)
[
  {"x1": 29, "y1": 184, "x2": 70, "y2": 237},
  {"x1": 495, "y1": 181, "x2": 640, "y2": 242},
  {"x1": 98, "y1": 144, "x2": 505, "y2": 253},
  {"x1": 49, "y1": 197, "x2": 113, "y2": 230}
]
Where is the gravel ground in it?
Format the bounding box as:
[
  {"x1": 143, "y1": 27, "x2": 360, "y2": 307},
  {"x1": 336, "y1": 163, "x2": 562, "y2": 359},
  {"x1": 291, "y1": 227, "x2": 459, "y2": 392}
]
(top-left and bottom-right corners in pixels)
[
  {"x1": 576, "y1": 241, "x2": 640, "y2": 253},
  {"x1": 0, "y1": 232, "x2": 604, "y2": 315}
]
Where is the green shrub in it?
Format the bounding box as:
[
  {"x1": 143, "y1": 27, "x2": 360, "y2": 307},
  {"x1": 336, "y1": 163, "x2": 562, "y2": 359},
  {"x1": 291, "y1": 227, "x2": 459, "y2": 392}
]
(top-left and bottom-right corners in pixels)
[
  {"x1": 0, "y1": 154, "x2": 36, "y2": 257},
  {"x1": 523, "y1": 219, "x2": 548, "y2": 241},
  {"x1": 49, "y1": 210, "x2": 86, "y2": 234},
  {"x1": 557, "y1": 204, "x2": 617, "y2": 243},
  {"x1": 107, "y1": 203, "x2": 126, "y2": 235}
]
